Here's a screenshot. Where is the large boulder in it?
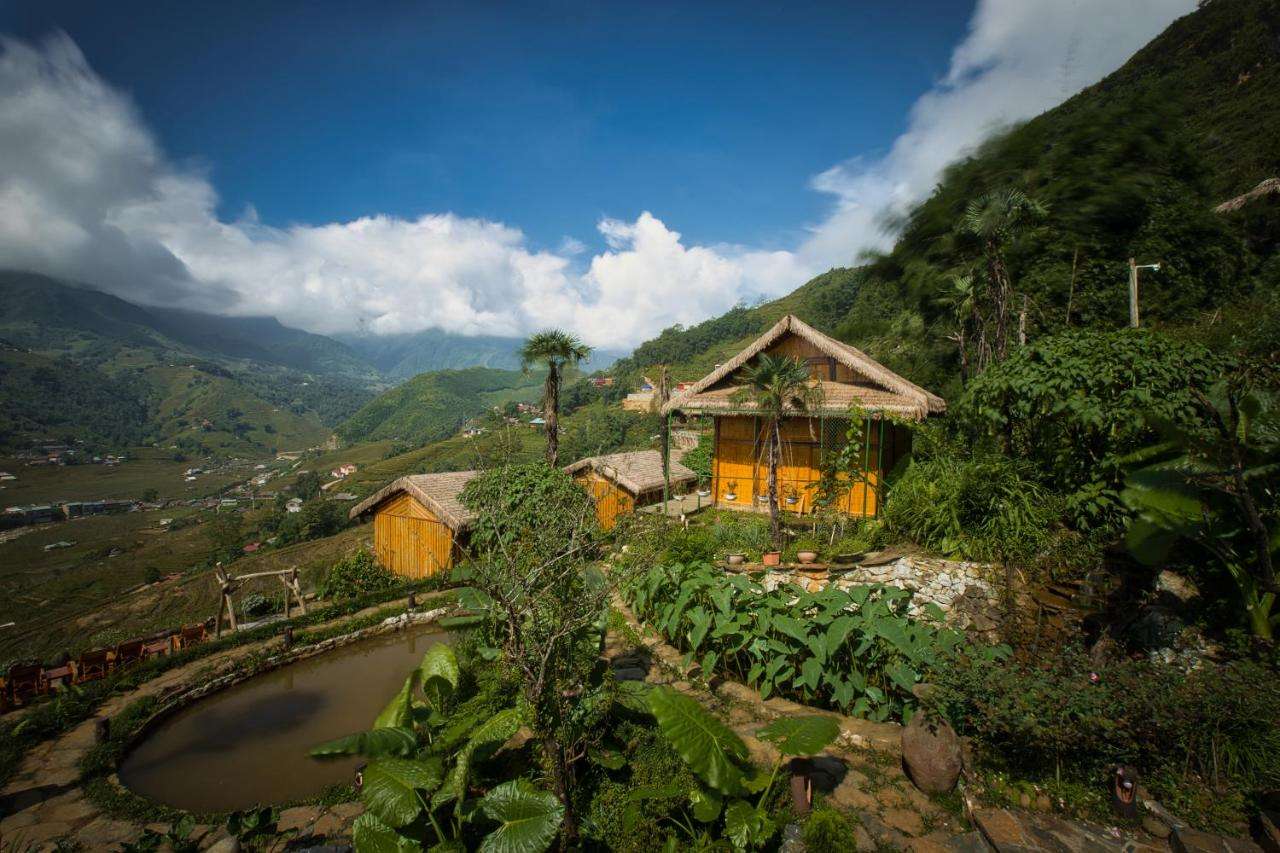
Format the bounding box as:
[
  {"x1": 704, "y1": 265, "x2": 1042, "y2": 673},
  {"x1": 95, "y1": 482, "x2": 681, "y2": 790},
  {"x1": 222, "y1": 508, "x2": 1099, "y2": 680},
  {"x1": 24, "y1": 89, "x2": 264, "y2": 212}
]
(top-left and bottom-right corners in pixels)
[{"x1": 901, "y1": 712, "x2": 962, "y2": 794}]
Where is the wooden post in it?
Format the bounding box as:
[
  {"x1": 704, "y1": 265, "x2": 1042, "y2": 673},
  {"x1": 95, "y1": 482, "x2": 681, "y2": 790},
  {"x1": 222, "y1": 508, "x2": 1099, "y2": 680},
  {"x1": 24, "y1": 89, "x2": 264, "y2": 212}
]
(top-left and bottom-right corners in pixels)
[{"x1": 1128, "y1": 257, "x2": 1139, "y2": 328}]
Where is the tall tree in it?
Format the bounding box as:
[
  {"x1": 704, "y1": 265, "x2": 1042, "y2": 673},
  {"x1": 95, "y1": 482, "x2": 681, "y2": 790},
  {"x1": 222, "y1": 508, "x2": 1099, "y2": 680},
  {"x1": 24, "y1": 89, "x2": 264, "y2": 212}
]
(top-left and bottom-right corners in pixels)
[
  {"x1": 733, "y1": 354, "x2": 822, "y2": 546},
  {"x1": 520, "y1": 330, "x2": 592, "y2": 466},
  {"x1": 961, "y1": 188, "x2": 1048, "y2": 366}
]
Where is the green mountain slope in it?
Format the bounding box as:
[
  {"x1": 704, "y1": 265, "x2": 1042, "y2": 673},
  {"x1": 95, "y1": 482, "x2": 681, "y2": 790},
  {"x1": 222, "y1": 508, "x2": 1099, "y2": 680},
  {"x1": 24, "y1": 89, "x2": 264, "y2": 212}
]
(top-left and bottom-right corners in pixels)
[
  {"x1": 0, "y1": 344, "x2": 150, "y2": 450},
  {"x1": 339, "y1": 329, "x2": 624, "y2": 380},
  {"x1": 338, "y1": 367, "x2": 545, "y2": 446},
  {"x1": 597, "y1": 0, "x2": 1280, "y2": 403}
]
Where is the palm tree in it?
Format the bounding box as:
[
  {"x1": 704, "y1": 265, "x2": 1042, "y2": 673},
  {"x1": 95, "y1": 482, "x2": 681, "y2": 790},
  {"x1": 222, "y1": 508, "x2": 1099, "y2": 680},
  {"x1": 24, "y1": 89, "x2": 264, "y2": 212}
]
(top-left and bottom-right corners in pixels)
[
  {"x1": 961, "y1": 188, "x2": 1047, "y2": 363},
  {"x1": 733, "y1": 354, "x2": 823, "y2": 546},
  {"x1": 520, "y1": 329, "x2": 592, "y2": 466},
  {"x1": 939, "y1": 273, "x2": 982, "y2": 383}
]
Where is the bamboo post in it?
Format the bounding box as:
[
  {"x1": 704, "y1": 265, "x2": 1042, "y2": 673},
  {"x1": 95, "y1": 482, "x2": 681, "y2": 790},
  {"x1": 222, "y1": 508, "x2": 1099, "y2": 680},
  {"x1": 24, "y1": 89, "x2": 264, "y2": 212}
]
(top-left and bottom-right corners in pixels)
[{"x1": 1128, "y1": 257, "x2": 1139, "y2": 328}]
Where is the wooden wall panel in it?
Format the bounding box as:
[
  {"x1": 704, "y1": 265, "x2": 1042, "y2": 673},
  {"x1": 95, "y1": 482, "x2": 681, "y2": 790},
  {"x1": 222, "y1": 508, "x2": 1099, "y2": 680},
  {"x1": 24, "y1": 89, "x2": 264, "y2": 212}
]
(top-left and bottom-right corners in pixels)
[
  {"x1": 575, "y1": 471, "x2": 635, "y2": 531},
  {"x1": 372, "y1": 494, "x2": 457, "y2": 578}
]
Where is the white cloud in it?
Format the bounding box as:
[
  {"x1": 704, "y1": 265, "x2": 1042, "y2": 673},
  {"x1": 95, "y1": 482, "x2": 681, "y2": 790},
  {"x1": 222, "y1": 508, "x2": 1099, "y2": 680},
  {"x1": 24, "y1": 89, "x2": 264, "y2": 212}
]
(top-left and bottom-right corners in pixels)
[
  {"x1": 796, "y1": 0, "x2": 1197, "y2": 268},
  {"x1": 0, "y1": 1, "x2": 1195, "y2": 349}
]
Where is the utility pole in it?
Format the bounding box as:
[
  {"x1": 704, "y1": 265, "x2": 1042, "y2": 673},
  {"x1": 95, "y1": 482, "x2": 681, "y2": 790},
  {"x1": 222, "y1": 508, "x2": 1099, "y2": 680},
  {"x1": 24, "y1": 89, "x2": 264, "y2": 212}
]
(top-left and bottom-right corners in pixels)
[{"x1": 1128, "y1": 258, "x2": 1161, "y2": 328}]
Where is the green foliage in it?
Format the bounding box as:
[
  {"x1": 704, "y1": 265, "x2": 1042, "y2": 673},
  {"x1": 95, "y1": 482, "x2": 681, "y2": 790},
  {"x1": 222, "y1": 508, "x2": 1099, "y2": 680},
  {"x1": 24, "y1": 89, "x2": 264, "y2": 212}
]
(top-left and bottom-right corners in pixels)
[
  {"x1": 1123, "y1": 377, "x2": 1280, "y2": 639},
  {"x1": 478, "y1": 779, "x2": 566, "y2": 853},
  {"x1": 338, "y1": 366, "x2": 543, "y2": 446},
  {"x1": 320, "y1": 551, "x2": 398, "y2": 600},
  {"x1": 882, "y1": 454, "x2": 1063, "y2": 562},
  {"x1": 558, "y1": 405, "x2": 661, "y2": 465},
  {"x1": 802, "y1": 807, "x2": 860, "y2": 853},
  {"x1": 935, "y1": 650, "x2": 1280, "y2": 830},
  {"x1": 961, "y1": 329, "x2": 1222, "y2": 530},
  {"x1": 460, "y1": 462, "x2": 600, "y2": 559},
  {"x1": 277, "y1": 499, "x2": 349, "y2": 545},
  {"x1": 680, "y1": 434, "x2": 713, "y2": 485},
  {"x1": 625, "y1": 560, "x2": 1002, "y2": 721}
]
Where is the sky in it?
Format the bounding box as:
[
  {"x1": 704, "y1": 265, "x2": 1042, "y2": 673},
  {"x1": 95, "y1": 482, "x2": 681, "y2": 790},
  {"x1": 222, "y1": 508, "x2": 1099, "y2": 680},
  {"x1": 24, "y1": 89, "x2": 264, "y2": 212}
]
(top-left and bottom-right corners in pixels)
[{"x1": 0, "y1": 0, "x2": 1197, "y2": 348}]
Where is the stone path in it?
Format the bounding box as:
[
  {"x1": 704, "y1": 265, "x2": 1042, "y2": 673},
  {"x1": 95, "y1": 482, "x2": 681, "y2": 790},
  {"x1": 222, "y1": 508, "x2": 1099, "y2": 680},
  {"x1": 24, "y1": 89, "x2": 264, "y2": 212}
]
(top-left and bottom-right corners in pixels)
[{"x1": 0, "y1": 593, "x2": 449, "y2": 851}]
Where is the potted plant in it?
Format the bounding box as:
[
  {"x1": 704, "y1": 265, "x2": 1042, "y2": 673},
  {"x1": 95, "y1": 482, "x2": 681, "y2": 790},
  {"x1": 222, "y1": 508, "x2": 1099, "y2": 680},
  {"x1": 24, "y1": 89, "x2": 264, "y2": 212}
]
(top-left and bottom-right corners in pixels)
[
  {"x1": 794, "y1": 534, "x2": 821, "y2": 565},
  {"x1": 784, "y1": 485, "x2": 799, "y2": 507},
  {"x1": 762, "y1": 549, "x2": 782, "y2": 566},
  {"x1": 725, "y1": 481, "x2": 738, "y2": 502}
]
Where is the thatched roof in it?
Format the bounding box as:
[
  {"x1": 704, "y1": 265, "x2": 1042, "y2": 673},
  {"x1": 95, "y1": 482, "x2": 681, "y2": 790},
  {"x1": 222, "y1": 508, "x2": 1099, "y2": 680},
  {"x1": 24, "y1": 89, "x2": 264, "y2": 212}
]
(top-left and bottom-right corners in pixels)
[
  {"x1": 662, "y1": 315, "x2": 945, "y2": 420},
  {"x1": 1214, "y1": 178, "x2": 1280, "y2": 214},
  {"x1": 564, "y1": 450, "x2": 696, "y2": 495},
  {"x1": 348, "y1": 470, "x2": 480, "y2": 530}
]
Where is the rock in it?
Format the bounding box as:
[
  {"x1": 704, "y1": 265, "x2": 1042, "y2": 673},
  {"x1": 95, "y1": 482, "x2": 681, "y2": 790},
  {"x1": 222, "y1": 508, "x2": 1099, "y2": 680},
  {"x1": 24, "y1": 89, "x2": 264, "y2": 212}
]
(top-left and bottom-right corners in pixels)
[
  {"x1": 882, "y1": 808, "x2": 925, "y2": 836},
  {"x1": 277, "y1": 805, "x2": 320, "y2": 834},
  {"x1": 206, "y1": 838, "x2": 241, "y2": 853},
  {"x1": 876, "y1": 786, "x2": 908, "y2": 809},
  {"x1": 828, "y1": 775, "x2": 879, "y2": 812},
  {"x1": 779, "y1": 821, "x2": 806, "y2": 853},
  {"x1": 1172, "y1": 826, "x2": 1264, "y2": 853},
  {"x1": 1034, "y1": 794, "x2": 1052, "y2": 812},
  {"x1": 901, "y1": 712, "x2": 962, "y2": 794},
  {"x1": 853, "y1": 824, "x2": 876, "y2": 852},
  {"x1": 1254, "y1": 812, "x2": 1280, "y2": 853},
  {"x1": 613, "y1": 666, "x2": 647, "y2": 681},
  {"x1": 1157, "y1": 570, "x2": 1199, "y2": 603},
  {"x1": 1143, "y1": 813, "x2": 1173, "y2": 839}
]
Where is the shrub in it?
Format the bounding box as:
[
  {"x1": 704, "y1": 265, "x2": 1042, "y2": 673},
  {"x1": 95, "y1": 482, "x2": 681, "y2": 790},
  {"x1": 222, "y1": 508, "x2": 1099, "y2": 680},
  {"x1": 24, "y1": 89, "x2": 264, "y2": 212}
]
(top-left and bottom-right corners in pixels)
[
  {"x1": 934, "y1": 649, "x2": 1280, "y2": 829},
  {"x1": 882, "y1": 454, "x2": 1062, "y2": 562},
  {"x1": 238, "y1": 593, "x2": 275, "y2": 619},
  {"x1": 321, "y1": 551, "x2": 397, "y2": 600},
  {"x1": 460, "y1": 461, "x2": 599, "y2": 560},
  {"x1": 803, "y1": 806, "x2": 860, "y2": 853},
  {"x1": 959, "y1": 329, "x2": 1222, "y2": 531}
]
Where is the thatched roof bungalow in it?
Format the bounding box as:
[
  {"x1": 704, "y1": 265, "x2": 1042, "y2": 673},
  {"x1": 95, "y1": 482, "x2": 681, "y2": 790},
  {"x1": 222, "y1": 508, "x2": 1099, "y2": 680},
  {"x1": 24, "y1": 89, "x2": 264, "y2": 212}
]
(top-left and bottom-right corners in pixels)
[
  {"x1": 349, "y1": 471, "x2": 479, "y2": 577},
  {"x1": 662, "y1": 314, "x2": 945, "y2": 517},
  {"x1": 564, "y1": 449, "x2": 696, "y2": 530}
]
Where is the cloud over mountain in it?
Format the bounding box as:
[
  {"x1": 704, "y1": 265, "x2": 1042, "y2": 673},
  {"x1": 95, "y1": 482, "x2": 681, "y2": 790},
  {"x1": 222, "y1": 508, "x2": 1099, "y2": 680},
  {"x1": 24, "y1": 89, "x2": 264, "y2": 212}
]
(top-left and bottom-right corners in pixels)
[{"x1": 0, "y1": 0, "x2": 1193, "y2": 348}]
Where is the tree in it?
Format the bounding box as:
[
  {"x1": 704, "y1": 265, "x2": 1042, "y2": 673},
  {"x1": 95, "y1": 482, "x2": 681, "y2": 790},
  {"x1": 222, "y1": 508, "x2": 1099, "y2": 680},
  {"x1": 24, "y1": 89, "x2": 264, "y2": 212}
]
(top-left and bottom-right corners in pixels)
[
  {"x1": 458, "y1": 463, "x2": 606, "y2": 841},
  {"x1": 960, "y1": 188, "x2": 1048, "y2": 366},
  {"x1": 1123, "y1": 376, "x2": 1280, "y2": 642},
  {"x1": 732, "y1": 354, "x2": 822, "y2": 546},
  {"x1": 520, "y1": 330, "x2": 592, "y2": 466}
]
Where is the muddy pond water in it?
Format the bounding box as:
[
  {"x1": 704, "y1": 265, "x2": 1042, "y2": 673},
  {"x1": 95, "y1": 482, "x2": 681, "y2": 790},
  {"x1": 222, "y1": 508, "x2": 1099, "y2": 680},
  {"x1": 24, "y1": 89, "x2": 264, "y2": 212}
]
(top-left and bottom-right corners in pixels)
[{"x1": 118, "y1": 623, "x2": 448, "y2": 813}]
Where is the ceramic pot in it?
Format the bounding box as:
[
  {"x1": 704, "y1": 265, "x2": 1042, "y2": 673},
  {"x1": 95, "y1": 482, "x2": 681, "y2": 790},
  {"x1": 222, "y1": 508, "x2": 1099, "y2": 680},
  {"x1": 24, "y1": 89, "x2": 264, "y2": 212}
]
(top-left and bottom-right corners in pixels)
[
  {"x1": 725, "y1": 493, "x2": 738, "y2": 502},
  {"x1": 726, "y1": 553, "x2": 746, "y2": 566},
  {"x1": 797, "y1": 550, "x2": 818, "y2": 565},
  {"x1": 762, "y1": 551, "x2": 782, "y2": 567}
]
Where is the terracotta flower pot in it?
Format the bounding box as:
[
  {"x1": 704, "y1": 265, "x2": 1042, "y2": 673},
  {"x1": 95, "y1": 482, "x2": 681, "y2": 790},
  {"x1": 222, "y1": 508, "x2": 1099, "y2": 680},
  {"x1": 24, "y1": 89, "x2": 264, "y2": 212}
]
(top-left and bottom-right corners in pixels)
[
  {"x1": 797, "y1": 550, "x2": 818, "y2": 565},
  {"x1": 726, "y1": 553, "x2": 746, "y2": 566},
  {"x1": 762, "y1": 551, "x2": 782, "y2": 566}
]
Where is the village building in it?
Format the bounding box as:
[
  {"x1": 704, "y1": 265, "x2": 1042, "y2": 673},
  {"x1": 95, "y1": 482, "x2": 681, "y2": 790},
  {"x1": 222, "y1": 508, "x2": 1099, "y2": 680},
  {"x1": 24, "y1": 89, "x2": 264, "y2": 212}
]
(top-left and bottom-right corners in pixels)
[
  {"x1": 564, "y1": 450, "x2": 697, "y2": 530},
  {"x1": 662, "y1": 314, "x2": 945, "y2": 517},
  {"x1": 348, "y1": 471, "x2": 479, "y2": 578}
]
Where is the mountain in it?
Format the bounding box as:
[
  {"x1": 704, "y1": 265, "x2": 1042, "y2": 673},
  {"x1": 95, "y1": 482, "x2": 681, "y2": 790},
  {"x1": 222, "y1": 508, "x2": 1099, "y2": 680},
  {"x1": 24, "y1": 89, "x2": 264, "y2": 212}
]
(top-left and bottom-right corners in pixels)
[
  {"x1": 600, "y1": 0, "x2": 1280, "y2": 403},
  {"x1": 338, "y1": 366, "x2": 545, "y2": 446},
  {"x1": 0, "y1": 270, "x2": 377, "y2": 381},
  {"x1": 339, "y1": 329, "x2": 624, "y2": 380}
]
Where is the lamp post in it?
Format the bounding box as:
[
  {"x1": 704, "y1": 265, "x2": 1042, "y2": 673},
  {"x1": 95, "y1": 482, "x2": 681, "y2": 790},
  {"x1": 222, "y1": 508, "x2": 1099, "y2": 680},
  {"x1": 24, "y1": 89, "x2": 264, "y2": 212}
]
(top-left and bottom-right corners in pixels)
[{"x1": 1128, "y1": 258, "x2": 1161, "y2": 328}]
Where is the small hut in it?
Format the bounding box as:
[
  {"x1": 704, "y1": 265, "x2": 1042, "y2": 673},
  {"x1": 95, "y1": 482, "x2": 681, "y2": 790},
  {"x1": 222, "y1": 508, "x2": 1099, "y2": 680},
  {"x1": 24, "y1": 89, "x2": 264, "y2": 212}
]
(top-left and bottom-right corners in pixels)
[
  {"x1": 662, "y1": 315, "x2": 945, "y2": 517},
  {"x1": 348, "y1": 471, "x2": 478, "y2": 577},
  {"x1": 564, "y1": 450, "x2": 696, "y2": 530}
]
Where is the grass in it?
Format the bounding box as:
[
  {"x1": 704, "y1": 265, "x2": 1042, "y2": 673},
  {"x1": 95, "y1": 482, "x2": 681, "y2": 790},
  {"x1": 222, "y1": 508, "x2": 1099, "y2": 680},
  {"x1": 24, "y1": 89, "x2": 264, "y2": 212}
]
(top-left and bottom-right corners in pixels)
[
  {"x1": 0, "y1": 508, "x2": 372, "y2": 662},
  {"x1": 0, "y1": 446, "x2": 251, "y2": 504}
]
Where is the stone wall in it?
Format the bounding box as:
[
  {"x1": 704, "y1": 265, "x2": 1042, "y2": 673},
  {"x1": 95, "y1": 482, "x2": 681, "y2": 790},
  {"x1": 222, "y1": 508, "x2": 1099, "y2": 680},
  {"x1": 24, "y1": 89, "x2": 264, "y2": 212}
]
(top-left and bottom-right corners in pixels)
[{"x1": 756, "y1": 554, "x2": 1002, "y2": 635}]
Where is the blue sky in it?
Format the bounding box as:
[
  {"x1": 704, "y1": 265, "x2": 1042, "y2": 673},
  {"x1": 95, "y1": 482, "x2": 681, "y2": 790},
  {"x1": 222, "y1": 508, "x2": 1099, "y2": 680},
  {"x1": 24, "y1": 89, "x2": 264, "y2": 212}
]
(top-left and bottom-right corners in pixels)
[
  {"x1": 0, "y1": 1, "x2": 1194, "y2": 346},
  {"x1": 4, "y1": 0, "x2": 973, "y2": 252}
]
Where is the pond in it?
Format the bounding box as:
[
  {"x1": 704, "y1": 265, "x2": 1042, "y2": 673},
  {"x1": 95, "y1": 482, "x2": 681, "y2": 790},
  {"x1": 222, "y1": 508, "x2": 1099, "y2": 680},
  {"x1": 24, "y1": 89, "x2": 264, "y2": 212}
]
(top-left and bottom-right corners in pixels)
[{"x1": 118, "y1": 623, "x2": 448, "y2": 813}]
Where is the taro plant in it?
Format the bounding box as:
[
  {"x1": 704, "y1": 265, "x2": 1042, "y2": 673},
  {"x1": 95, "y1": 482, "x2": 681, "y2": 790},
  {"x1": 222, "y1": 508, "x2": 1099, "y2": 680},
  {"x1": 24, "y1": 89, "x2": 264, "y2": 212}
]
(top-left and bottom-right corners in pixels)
[
  {"x1": 311, "y1": 643, "x2": 565, "y2": 851},
  {"x1": 628, "y1": 686, "x2": 841, "y2": 850},
  {"x1": 625, "y1": 560, "x2": 1005, "y2": 722}
]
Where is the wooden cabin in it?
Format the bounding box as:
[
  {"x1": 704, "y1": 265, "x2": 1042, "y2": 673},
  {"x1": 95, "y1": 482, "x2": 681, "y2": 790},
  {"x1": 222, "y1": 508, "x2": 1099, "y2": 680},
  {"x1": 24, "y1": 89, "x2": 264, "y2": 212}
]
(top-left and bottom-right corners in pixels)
[
  {"x1": 662, "y1": 315, "x2": 945, "y2": 517},
  {"x1": 564, "y1": 450, "x2": 697, "y2": 530},
  {"x1": 348, "y1": 471, "x2": 478, "y2": 578}
]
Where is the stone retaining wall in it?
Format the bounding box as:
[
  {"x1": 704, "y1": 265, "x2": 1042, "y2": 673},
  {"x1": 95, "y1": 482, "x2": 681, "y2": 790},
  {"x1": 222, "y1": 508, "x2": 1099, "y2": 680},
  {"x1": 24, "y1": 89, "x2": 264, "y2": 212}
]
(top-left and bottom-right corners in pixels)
[{"x1": 758, "y1": 554, "x2": 1001, "y2": 634}]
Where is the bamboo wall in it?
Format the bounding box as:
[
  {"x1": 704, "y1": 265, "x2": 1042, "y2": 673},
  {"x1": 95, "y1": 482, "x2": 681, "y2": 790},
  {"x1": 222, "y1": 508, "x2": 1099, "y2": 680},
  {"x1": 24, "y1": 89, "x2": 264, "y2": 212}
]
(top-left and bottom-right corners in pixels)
[
  {"x1": 372, "y1": 492, "x2": 460, "y2": 578},
  {"x1": 574, "y1": 471, "x2": 636, "y2": 531},
  {"x1": 711, "y1": 415, "x2": 908, "y2": 517}
]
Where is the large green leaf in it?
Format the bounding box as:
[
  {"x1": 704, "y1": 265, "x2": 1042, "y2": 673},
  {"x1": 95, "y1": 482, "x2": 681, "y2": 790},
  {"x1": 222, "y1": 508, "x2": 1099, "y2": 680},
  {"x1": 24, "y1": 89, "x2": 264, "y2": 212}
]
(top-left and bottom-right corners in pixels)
[
  {"x1": 418, "y1": 644, "x2": 460, "y2": 709},
  {"x1": 375, "y1": 674, "x2": 420, "y2": 729},
  {"x1": 689, "y1": 784, "x2": 723, "y2": 823},
  {"x1": 723, "y1": 800, "x2": 775, "y2": 851},
  {"x1": 310, "y1": 726, "x2": 418, "y2": 760},
  {"x1": 434, "y1": 708, "x2": 522, "y2": 808},
  {"x1": 478, "y1": 779, "x2": 564, "y2": 853},
  {"x1": 362, "y1": 757, "x2": 444, "y2": 828},
  {"x1": 647, "y1": 687, "x2": 748, "y2": 795},
  {"x1": 352, "y1": 812, "x2": 420, "y2": 853},
  {"x1": 756, "y1": 715, "x2": 840, "y2": 756}
]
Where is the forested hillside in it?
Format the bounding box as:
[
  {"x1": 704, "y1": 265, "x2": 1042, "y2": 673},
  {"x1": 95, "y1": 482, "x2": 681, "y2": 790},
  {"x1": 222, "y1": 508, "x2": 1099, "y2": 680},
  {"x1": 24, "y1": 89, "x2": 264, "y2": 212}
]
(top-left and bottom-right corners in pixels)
[
  {"x1": 585, "y1": 0, "x2": 1279, "y2": 404},
  {"x1": 338, "y1": 366, "x2": 545, "y2": 446}
]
